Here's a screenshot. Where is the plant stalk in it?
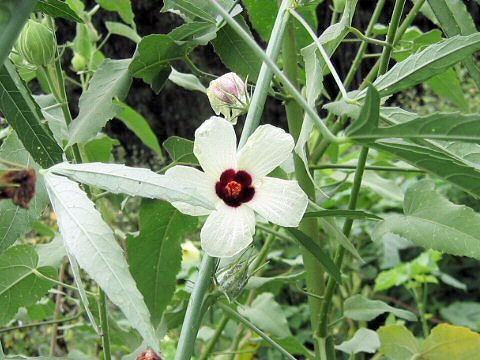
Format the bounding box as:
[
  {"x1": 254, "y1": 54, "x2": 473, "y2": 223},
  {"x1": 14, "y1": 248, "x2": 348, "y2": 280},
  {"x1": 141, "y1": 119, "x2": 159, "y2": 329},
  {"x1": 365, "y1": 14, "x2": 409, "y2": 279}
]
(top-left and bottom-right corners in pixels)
[
  {"x1": 316, "y1": 1, "x2": 406, "y2": 357},
  {"x1": 282, "y1": 16, "x2": 325, "y2": 359},
  {"x1": 175, "y1": 255, "x2": 217, "y2": 360},
  {"x1": 99, "y1": 289, "x2": 112, "y2": 360},
  {"x1": 198, "y1": 315, "x2": 229, "y2": 360},
  {"x1": 310, "y1": 164, "x2": 423, "y2": 173}
]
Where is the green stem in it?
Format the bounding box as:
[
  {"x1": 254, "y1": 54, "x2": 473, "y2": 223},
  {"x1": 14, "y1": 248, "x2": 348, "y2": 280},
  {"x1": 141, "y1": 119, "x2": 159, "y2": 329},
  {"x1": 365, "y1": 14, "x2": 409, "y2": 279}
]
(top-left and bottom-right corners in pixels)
[
  {"x1": 238, "y1": 0, "x2": 291, "y2": 147},
  {"x1": 310, "y1": 164, "x2": 423, "y2": 173},
  {"x1": 317, "y1": 2, "x2": 406, "y2": 357},
  {"x1": 199, "y1": 315, "x2": 229, "y2": 360},
  {"x1": 218, "y1": 303, "x2": 298, "y2": 360},
  {"x1": 317, "y1": 147, "x2": 369, "y2": 342},
  {"x1": 310, "y1": 0, "x2": 386, "y2": 162},
  {"x1": 289, "y1": 9, "x2": 348, "y2": 99},
  {"x1": 99, "y1": 289, "x2": 111, "y2": 360},
  {"x1": 175, "y1": 255, "x2": 217, "y2": 360},
  {"x1": 378, "y1": 0, "x2": 406, "y2": 75},
  {"x1": 347, "y1": 27, "x2": 390, "y2": 48},
  {"x1": 0, "y1": 314, "x2": 81, "y2": 334},
  {"x1": 412, "y1": 286, "x2": 429, "y2": 337},
  {"x1": 207, "y1": 0, "x2": 341, "y2": 143},
  {"x1": 282, "y1": 16, "x2": 325, "y2": 359}
]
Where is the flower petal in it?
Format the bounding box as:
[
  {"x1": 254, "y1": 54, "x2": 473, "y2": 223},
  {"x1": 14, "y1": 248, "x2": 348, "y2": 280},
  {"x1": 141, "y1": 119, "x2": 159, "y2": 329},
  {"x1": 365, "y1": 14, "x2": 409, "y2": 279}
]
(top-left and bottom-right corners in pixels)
[
  {"x1": 194, "y1": 116, "x2": 237, "y2": 180},
  {"x1": 237, "y1": 125, "x2": 294, "y2": 179},
  {"x1": 201, "y1": 204, "x2": 255, "y2": 258},
  {"x1": 165, "y1": 165, "x2": 216, "y2": 216},
  {"x1": 247, "y1": 177, "x2": 308, "y2": 227}
]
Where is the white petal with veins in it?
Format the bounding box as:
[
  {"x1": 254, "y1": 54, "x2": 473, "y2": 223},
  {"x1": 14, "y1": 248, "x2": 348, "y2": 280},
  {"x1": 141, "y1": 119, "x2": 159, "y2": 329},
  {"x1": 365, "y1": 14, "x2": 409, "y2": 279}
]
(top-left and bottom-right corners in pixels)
[
  {"x1": 237, "y1": 125, "x2": 294, "y2": 179},
  {"x1": 194, "y1": 116, "x2": 237, "y2": 180},
  {"x1": 201, "y1": 203, "x2": 255, "y2": 258},
  {"x1": 247, "y1": 177, "x2": 308, "y2": 227},
  {"x1": 165, "y1": 165, "x2": 217, "y2": 216}
]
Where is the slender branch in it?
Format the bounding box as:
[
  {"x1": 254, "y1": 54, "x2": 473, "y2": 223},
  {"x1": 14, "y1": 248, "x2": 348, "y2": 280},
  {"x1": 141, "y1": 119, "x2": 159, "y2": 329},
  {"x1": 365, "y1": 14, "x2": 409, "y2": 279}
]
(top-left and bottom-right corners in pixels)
[
  {"x1": 238, "y1": 0, "x2": 292, "y2": 147},
  {"x1": 50, "y1": 262, "x2": 66, "y2": 356},
  {"x1": 0, "y1": 314, "x2": 81, "y2": 334},
  {"x1": 310, "y1": 164, "x2": 423, "y2": 173},
  {"x1": 347, "y1": 26, "x2": 390, "y2": 48},
  {"x1": 99, "y1": 289, "x2": 112, "y2": 360},
  {"x1": 289, "y1": 8, "x2": 349, "y2": 99},
  {"x1": 218, "y1": 302, "x2": 298, "y2": 360},
  {"x1": 175, "y1": 255, "x2": 217, "y2": 360},
  {"x1": 378, "y1": 0, "x2": 406, "y2": 75},
  {"x1": 310, "y1": 0, "x2": 386, "y2": 162},
  {"x1": 198, "y1": 315, "x2": 229, "y2": 360},
  {"x1": 207, "y1": 0, "x2": 341, "y2": 143}
]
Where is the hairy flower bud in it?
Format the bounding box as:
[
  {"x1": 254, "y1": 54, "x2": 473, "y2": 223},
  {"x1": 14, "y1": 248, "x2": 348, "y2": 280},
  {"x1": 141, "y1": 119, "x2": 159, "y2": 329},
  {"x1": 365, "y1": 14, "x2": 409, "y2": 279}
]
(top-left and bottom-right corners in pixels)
[
  {"x1": 16, "y1": 19, "x2": 57, "y2": 67},
  {"x1": 207, "y1": 72, "x2": 248, "y2": 123}
]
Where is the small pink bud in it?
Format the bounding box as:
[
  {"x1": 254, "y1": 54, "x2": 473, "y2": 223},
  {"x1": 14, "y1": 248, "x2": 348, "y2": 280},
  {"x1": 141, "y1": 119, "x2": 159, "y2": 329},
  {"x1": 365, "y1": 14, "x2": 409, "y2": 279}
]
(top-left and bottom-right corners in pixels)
[{"x1": 207, "y1": 72, "x2": 248, "y2": 123}]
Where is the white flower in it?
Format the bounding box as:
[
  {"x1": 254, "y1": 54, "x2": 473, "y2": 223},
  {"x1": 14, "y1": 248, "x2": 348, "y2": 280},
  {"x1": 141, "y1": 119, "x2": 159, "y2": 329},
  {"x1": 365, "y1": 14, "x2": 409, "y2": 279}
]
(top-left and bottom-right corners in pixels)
[
  {"x1": 165, "y1": 117, "x2": 308, "y2": 258},
  {"x1": 207, "y1": 73, "x2": 248, "y2": 123}
]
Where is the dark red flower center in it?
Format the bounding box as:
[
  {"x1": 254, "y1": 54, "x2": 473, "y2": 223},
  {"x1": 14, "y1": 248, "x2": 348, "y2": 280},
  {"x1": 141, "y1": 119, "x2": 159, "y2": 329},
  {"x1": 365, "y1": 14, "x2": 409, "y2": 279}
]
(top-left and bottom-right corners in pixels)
[{"x1": 215, "y1": 169, "x2": 255, "y2": 207}]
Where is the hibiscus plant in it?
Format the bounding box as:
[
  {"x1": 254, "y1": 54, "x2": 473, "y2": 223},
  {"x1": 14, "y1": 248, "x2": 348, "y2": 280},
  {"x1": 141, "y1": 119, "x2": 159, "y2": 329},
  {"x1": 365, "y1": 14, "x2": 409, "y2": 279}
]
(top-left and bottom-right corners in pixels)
[{"x1": 1, "y1": 0, "x2": 480, "y2": 359}]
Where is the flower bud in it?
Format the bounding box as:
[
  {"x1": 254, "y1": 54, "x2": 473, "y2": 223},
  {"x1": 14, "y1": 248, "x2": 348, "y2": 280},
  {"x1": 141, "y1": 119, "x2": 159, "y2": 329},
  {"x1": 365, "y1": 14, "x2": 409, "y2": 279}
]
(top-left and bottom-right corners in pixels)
[
  {"x1": 71, "y1": 53, "x2": 87, "y2": 72},
  {"x1": 16, "y1": 19, "x2": 57, "y2": 67},
  {"x1": 207, "y1": 72, "x2": 248, "y2": 123}
]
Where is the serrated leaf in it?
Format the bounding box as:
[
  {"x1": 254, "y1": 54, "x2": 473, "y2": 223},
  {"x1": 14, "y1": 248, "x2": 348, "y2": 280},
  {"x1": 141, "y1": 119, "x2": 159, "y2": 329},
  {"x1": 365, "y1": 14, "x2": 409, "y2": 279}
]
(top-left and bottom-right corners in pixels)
[
  {"x1": 0, "y1": 133, "x2": 49, "y2": 253},
  {"x1": 0, "y1": 60, "x2": 63, "y2": 168},
  {"x1": 426, "y1": 0, "x2": 480, "y2": 89},
  {"x1": 285, "y1": 228, "x2": 342, "y2": 284},
  {"x1": 48, "y1": 162, "x2": 213, "y2": 210},
  {"x1": 335, "y1": 328, "x2": 380, "y2": 355},
  {"x1": 35, "y1": 0, "x2": 84, "y2": 23},
  {"x1": 212, "y1": 15, "x2": 261, "y2": 81},
  {"x1": 127, "y1": 200, "x2": 196, "y2": 326},
  {"x1": 105, "y1": 21, "x2": 141, "y2": 43},
  {"x1": 355, "y1": 34, "x2": 480, "y2": 98},
  {"x1": 163, "y1": 136, "x2": 198, "y2": 165},
  {"x1": 344, "y1": 295, "x2": 416, "y2": 322},
  {"x1": 95, "y1": 0, "x2": 134, "y2": 25},
  {"x1": 129, "y1": 34, "x2": 191, "y2": 93},
  {"x1": 0, "y1": 245, "x2": 56, "y2": 326},
  {"x1": 44, "y1": 172, "x2": 159, "y2": 350},
  {"x1": 68, "y1": 59, "x2": 132, "y2": 145},
  {"x1": 374, "y1": 180, "x2": 480, "y2": 260},
  {"x1": 348, "y1": 86, "x2": 480, "y2": 143},
  {"x1": 113, "y1": 100, "x2": 162, "y2": 154},
  {"x1": 369, "y1": 139, "x2": 480, "y2": 197}
]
